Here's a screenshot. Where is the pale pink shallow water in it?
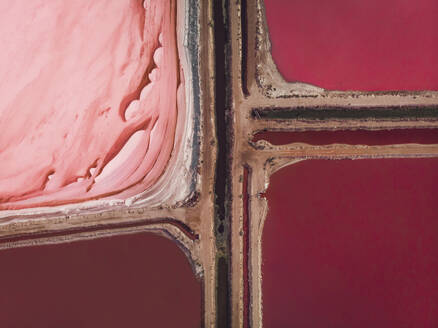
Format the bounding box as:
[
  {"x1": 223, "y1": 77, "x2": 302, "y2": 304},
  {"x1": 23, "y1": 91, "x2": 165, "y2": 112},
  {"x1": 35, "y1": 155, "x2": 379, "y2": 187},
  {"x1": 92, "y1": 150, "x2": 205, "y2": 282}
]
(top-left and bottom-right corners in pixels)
[{"x1": 0, "y1": 0, "x2": 182, "y2": 209}]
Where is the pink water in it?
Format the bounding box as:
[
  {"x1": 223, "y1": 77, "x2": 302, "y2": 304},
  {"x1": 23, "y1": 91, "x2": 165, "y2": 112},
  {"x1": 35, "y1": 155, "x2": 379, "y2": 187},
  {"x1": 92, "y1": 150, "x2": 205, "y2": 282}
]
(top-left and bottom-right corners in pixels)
[
  {"x1": 0, "y1": 0, "x2": 182, "y2": 209},
  {"x1": 263, "y1": 158, "x2": 438, "y2": 327},
  {"x1": 264, "y1": 0, "x2": 438, "y2": 90},
  {"x1": 0, "y1": 232, "x2": 201, "y2": 327}
]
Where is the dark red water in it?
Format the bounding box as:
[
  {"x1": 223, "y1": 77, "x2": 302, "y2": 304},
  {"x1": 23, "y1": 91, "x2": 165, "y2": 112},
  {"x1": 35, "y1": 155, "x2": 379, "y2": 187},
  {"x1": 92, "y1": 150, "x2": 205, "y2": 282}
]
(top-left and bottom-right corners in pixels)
[
  {"x1": 253, "y1": 129, "x2": 438, "y2": 146},
  {"x1": 264, "y1": 0, "x2": 438, "y2": 90},
  {"x1": 263, "y1": 158, "x2": 438, "y2": 328},
  {"x1": 0, "y1": 232, "x2": 201, "y2": 327}
]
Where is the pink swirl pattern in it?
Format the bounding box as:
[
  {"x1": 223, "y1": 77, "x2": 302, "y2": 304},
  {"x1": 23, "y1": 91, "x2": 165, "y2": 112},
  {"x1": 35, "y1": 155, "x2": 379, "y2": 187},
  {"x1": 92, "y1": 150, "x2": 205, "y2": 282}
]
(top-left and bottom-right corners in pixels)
[{"x1": 0, "y1": 0, "x2": 183, "y2": 209}]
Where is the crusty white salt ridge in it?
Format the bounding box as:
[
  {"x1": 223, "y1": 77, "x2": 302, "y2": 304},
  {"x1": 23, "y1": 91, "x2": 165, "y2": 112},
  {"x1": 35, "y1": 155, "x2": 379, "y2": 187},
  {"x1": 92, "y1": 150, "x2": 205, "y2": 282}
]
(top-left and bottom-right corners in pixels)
[{"x1": 0, "y1": 0, "x2": 182, "y2": 210}]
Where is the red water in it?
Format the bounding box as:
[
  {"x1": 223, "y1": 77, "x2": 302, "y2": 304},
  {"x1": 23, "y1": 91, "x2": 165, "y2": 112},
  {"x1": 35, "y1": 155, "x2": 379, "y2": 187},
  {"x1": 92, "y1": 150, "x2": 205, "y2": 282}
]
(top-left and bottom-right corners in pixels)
[
  {"x1": 264, "y1": 0, "x2": 438, "y2": 90},
  {"x1": 0, "y1": 232, "x2": 201, "y2": 327},
  {"x1": 253, "y1": 129, "x2": 438, "y2": 146},
  {"x1": 263, "y1": 158, "x2": 438, "y2": 328}
]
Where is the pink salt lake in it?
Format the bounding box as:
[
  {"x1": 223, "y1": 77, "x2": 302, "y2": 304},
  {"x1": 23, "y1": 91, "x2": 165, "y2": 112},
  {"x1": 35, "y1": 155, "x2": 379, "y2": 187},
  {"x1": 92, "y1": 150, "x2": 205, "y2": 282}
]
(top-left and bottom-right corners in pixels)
[{"x1": 0, "y1": 0, "x2": 183, "y2": 209}]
